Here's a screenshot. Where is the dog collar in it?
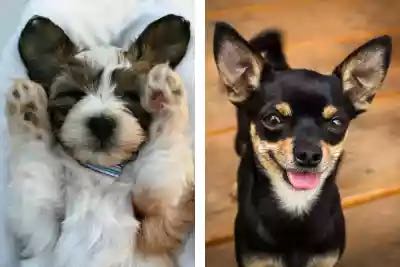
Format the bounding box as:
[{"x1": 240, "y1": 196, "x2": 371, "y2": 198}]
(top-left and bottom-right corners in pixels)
[
  {"x1": 82, "y1": 163, "x2": 125, "y2": 178},
  {"x1": 80, "y1": 153, "x2": 138, "y2": 178}
]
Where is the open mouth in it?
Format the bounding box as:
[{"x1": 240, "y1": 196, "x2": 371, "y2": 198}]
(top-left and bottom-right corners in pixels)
[
  {"x1": 267, "y1": 151, "x2": 322, "y2": 191},
  {"x1": 287, "y1": 171, "x2": 321, "y2": 190}
]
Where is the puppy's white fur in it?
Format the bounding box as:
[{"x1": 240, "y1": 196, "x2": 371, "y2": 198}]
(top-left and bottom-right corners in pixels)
[
  {"x1": 6, "y1": 80, "x2": 62, "y2": 267},
  {"x1": 0, "y1": 2, "x2": 195, "y2": 266},
  {"x1": 7, "y1": 49, "x2": 192, "y2": 267},
  {"x1": 125, "y1": 63, "x2": 193, "y2": 202},
  {"x1": 122, "y1": 64, "x2": 194, "y2": 253}
]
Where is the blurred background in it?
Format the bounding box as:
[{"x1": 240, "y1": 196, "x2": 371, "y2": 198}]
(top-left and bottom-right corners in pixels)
[
  {"x1": 206, "y1": 1, "x2": 400, "y2": 266},
  {"x1": 0, "y1": 0, "x2": 26, "y2": 51}
]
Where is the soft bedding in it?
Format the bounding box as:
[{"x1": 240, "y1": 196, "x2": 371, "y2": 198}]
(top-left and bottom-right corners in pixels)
[{"x1": 0, "y1": 1, "x2": 195, "y2": 266}]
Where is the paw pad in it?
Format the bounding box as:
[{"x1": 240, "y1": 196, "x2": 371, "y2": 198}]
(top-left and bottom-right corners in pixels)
[
  {"x1": 24, "y1": 111, "x2": 39, "y2": 126},
  {"x1": 6, "y1": 79, "x2": 49, "y2": 139},
  {"x1": 12, "y1": 89, "x2": 20, "y2": 98},
  {"x1": 144, "y1": 63, "x2": 185, "y2": 113}
]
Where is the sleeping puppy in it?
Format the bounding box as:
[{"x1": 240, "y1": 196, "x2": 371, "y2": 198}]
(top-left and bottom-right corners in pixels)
[
  {"x1": 213, "y1": 23, "x2": 391, "y2": 267},
  {"x1": 7, "y1": 15, "x2": 192, "y2": 267}
]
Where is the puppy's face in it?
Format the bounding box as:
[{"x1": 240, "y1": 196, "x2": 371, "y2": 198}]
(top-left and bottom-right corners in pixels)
[
  {"x1": 48, "y1": 57, "x2": 151, "y2": 166},
  {"x1": 19, "y1": 15, "x2": 190, "y2": 166},
  {"x1": 214, "y1": 23, "x2": 391, "y2": 192}
]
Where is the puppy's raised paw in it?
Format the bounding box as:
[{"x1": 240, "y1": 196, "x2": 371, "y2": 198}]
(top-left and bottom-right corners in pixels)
[
  {"x1": 6, "y1": 79, "x2": 50, "y2": 141},
  {"x1": 142, "y1": 63, "x2": 185, "y2": 113}
]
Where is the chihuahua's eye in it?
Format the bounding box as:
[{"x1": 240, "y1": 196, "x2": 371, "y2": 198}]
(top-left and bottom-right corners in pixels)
[
  {"x1": 330, "y1": 117, "x2": 343, "y2": 127},
  {"x1": 262, "y1": 114, "x2": 283, "y2": 130}
]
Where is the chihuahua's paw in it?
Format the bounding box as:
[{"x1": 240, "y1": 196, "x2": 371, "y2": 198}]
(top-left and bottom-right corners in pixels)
[
  {"x1": 6, "y1": 79, "x2": 50, "y2": 141},
  {"x1": 143, "y1": 63, "x2": 185, "y2": 113}
]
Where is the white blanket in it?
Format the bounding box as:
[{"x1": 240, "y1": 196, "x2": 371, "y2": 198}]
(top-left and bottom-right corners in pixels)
[{"x1": 0, "y1": 0, "x2": 195, "y2": 266}]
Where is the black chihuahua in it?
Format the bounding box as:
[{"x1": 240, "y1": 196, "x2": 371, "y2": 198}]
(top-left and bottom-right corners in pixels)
[{"x1": 213, "y1": 22, "x2": 391, "y2": 267}]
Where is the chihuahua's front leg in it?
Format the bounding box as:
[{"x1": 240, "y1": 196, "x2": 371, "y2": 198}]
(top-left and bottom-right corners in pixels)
[{"x1": 6, "y1": 80, "x2": 62, "y2": 266}]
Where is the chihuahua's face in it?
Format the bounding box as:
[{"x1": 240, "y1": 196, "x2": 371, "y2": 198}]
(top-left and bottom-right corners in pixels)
[
  {"x1": 214, "y1": 23, "x2": 391, "y2": 213},
  {"x1": 248, "y1": 70, "x2": 351, "y2": 190},
  {"x1": 19, "y1": 15, "x2": 190, "y2": 166}
]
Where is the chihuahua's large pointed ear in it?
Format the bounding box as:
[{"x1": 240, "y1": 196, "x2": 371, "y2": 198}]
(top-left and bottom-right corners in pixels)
[
  {"x1": 333, "y1": 35, "x2": 392, "y2": 113},
  {"x1": 213, "y1": 22, "x2": 264, "y2": 104},
  {"x1": 127, "y1": 14, "x2": 191, "y2": 68},
  {"x1": 19, "y1": 16, "x2": 77, "y2": 90}
]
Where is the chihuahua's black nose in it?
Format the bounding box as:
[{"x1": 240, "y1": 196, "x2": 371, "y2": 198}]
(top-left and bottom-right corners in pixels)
[
  {"x1": 294, "y1": 145, "x2": 322, "y2": 168},
  {"x1": 87, "y1": 115, "x2": 116, "y2": 144}
]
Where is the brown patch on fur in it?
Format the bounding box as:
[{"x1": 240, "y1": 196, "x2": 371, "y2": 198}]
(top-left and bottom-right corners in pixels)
[
  {"x1": 112, "y1": 65, "x2": 152, "y2": 131},
  {"x1": 321, "y1": 138, "x2": 346, "y2": 163},
  {"x1": 167, "y1": 75, "x2": 182, "y2": 96},
  {"x1": 112, "y1": 66, "x2": 148, "y2": 95},
  {"x1": 47, "y1": 60, "x2": 100, "y2": 132},
  {"x1": 51, "y1": 59, "x2": 99, "y2": 99},
  {"x1": 25, "y1": 101, "x2": 37, "y2": 111},
  {"x1": 274, "y1": 137, "x2": 294, "y2": 165},
  {"x1": 133, "y1": 185, "x2": 194, "y2": 255},
  {"x1": 322, "y1": 105, "x2": 337, "y2": 120},
  {"x1": 275, "y1": 102, "x2": 292, "y2": 117},
  {"x1": 250, "y1": 123, "x2": 284, "y2": 180}
]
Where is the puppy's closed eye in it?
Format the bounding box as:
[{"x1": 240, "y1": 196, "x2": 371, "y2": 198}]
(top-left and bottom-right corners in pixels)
[
  {"x1": 55, "y1": 90, "x2": 86, "y2": 101},
  {"x1": 122, "y1": 91, "x2": 140, "y2": 102}
]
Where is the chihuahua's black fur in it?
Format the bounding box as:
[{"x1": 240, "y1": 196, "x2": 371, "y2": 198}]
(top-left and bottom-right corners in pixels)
[
  {"x1": 213, "y1": 22, "x2": 391, "y2": 267},
  {"x1": 234, "y1": 30, "x2": 290, "y2": 155}
]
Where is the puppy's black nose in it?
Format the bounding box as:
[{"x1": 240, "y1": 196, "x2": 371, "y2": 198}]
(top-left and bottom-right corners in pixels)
[
  {"x1": 87, "y1": 115, "x2": 116, "y2": 144},
  {"x1": 294, "y1": 145, "x2": 322, "y2": 167}
]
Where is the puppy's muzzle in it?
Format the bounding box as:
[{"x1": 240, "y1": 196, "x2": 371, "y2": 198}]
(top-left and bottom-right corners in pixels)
[{"x1": 86, "y1": 114, "x2": 116, "y2": 148}]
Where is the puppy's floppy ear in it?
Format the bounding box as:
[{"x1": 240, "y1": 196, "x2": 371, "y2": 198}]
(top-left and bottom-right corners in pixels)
[
  {"x1": 333, "y1": 35, "x2": 392, "y2": 114},
  {"x1": 213, "y1": 22, "x2": 264, "y2": 104},
  {"x1": 127, "y1": 14, "x2": 191, "y2": 68},
  {"x1": 19, "y1": 16, "x2": 77, "y2": 90}
]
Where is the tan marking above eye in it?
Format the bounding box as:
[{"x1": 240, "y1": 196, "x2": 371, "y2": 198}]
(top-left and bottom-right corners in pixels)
[
  {"x1": 275, "y1": 102, "x2": 292, "y2": 117},
  {"x1": 322, "y1": 105, "x2": 338, "y2": 119}
]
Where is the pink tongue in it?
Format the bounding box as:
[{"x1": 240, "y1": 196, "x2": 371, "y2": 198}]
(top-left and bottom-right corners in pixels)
[{"x1": 287, "y1": 172, "x2": 321, "y2": 190}]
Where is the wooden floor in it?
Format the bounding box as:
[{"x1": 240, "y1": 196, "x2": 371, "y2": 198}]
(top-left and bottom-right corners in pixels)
[
  {"x1": 205, "y1": 0, "x2": 400, "y2": 266},
  {"x1": 207, "y1": 195, "x2": 400, "y2": 267}
]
